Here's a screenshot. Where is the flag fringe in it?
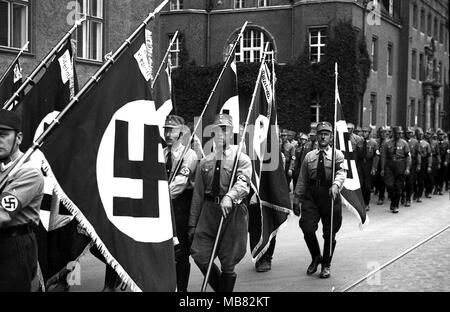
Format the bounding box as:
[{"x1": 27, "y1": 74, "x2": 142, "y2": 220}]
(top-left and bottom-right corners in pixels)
[{"x1": 43, "y1": 160, "x2": 143, "y2": 292}]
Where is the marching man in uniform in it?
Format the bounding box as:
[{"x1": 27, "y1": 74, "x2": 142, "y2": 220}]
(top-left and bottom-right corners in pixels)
[
  {"x1": 163, "y1": 115, "x2": 198, "y2": 292},
  {"x1": 188, "y1": 114, "x2": 252, "y2": 292},
  {"x1": 0, "y1": 109, "x2": 44, "y2": 292},
  {"x1": 293, "y1": 122, "x2": 346, "y2": 279}
]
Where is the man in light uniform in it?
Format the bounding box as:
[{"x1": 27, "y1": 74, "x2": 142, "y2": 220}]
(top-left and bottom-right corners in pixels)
[
  {"x1": 164, "y1": 115, "x2": 198, "y2": 292},
  {"x1": 0, "y1": 109, "x2": 44, "y2": 292},
  {"x1": 188, "y1": 114, "x2": 252, "y2": 292},
  {"x1": 293, "y1": 122, "x2": 346, "y2": 279}
]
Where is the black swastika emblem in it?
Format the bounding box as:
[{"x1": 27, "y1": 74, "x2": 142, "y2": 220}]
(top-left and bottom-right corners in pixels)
[
  {"x1": 112, "y1": 120, "x2": 167, "y2": 218},
  {"x1": 2, "y1": 196, "x2": 19, "y2": 212},
  {"x1": 341, "y1": 132, "x2": 355, "y2": 179}
]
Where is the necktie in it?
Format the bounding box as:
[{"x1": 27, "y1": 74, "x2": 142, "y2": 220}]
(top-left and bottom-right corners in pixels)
[
  {"x1": 317, "y1": 151, "x2": 326, "y2": 182},
  {"x1": 166, "y1": 150, "x2": 172, "y2": 177},
  {"x1": 363, "y1": 140, "x2": 368, "y2": 159},
  {"x1": 211, "y1": 159, "x2": 222, "y2": 197}
]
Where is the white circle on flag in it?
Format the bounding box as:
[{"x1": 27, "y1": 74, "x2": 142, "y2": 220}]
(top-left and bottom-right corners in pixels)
[{"x1": 96, "y1": 100, "x2": 173, "y2": 243}]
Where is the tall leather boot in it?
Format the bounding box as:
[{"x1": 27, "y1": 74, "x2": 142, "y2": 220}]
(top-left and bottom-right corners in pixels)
[
  {"x1": 199, "y1": 263, "x2": 221, "y2": 292},
  {"x1": 219, "y1": 272, "x2": 237, "y2": 292},
  {"x1": 321, "y1": 240, "x2": 336, "y2": 279},
  {"x1": 176, "y1": 261, "x2": 191, "y2": 292},
  {"x1": 304, "y1": 234, "x2": 321, "y2": 275}
]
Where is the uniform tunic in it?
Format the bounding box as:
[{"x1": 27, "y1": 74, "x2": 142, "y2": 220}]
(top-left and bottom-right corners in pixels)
[
  {"x1": 355, "y1": 138, "x2": 379, "y2": 205},
  {"x1": 189, "y1": 145, "x2": 252, "y2": 272},
  {"x1": 0, "y1": 151, "x2": 44, "y2": 292},
  {"x1": 418, "y1": 139, "x2": 433, "y2": 197},
  {"x1": 405, "y1": 138, "x2": 421, "y2": 201}
]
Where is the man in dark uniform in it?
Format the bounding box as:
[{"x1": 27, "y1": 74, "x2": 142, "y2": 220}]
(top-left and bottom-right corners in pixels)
[
  {"x1": 293, "y1": 122, "x2": 346, "y2": 279},
  {"x1": 355, "y1": 126, "x2": 379, "y2": 212},
  {"x1": 436, "y1": 129, "x2": 448, "y2": 195},
  {"x1": 347, "y1": 123, "x2": 363, "y2": 152},
  {"x1": 188, "y1": 114, "x2": 252, "y2": 292},
  {"x1": 164, "y1": 115, "x2": 198, "y2": 292},
  {"x1": 281, "y1": 130, "x2": 296, "y2": 192},
  {"x1": 293, "y1": 133, "x2": 309, "y2": 190},
  {"x1": 0, "y1": 109, "x2": 44, "y2": 292},
  {"x1": 375, "y1": 127, "x2": 389, "y2": 205},
  {"x1": 416, "y1": 128, "x2": 432, "y2": 201},
  {"x1": 381, "y1": 126, "x2": 411, "y2": 213},
  {"x1": 425, "y1": 129, "x2": 441, "y2": 196},
  {"x1": 404, "y1": 127, "x2": 421, "y2": 205}
]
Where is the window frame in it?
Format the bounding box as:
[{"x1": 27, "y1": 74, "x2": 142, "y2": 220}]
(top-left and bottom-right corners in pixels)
[
  {"x1": 371, "y1": 36, "x2": 378, "y2": 71},
  {"x1": 412, "y1": 3, "x2": 418, "y2": 29},
  {"x1": 235, "y1": 27, "x2": 274, "y2": 63},
  {"x1": 370, "y1": 92, "x2": 377, "y2": 127},
  {"x1": 420, "y1": 8, "x2": 425, "y2": 33},
  {"x1": 419, "y1": 52, "x2": 424, "y2": 81},
  {"x1": 168, "y1": 33, "x2": 180, "y2": 69},
  {"x1": 411, "y1": 49, "x2": 417, "y2": 80},
  {"x1": 387, "y1": 42, "x2": 393, "y2": 77},
  {"x1": 309, "y1": 27, "x2": 328, "y2": 64},
  {"x1": 76, "y1": 0, "x2": 104, "y2": 62},
  {"x1": 386, "y1": 95, "x2": 392, "y2": 126},
  {"x1": 170, "y1": 0, "x2": 183, "y2": 11},
  {"x1": 0, "y1": 0, "x2": 30, "y2": 51}
]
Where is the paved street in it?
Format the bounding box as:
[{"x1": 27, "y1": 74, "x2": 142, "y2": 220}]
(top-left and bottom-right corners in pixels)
[{"x1": 70, "y1": 191, "x2": 450, "y2": 292}]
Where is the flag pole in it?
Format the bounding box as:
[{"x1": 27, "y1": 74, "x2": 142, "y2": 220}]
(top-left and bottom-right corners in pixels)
[
  {"x1": 0, "y1": 41, "x2": 29, "y2": 85},
  {"x1": 201, "y1": 42, "x2": 271, "y2": 292},
  {"x1": 151, "y1": 31, "x2": 179, "y2": 89},
  {"x1": 2, "y1": 17, "x2": 86, "y2": 110},
  {"x1": 168, "y1": 21, "x2": 248, "y2": 184},
  {"x1": 0, "y1": 0, "x2": 169, "y2": 198},
  {"x1": 330, "y1": 63, "x2": 339, "y2": 258}
]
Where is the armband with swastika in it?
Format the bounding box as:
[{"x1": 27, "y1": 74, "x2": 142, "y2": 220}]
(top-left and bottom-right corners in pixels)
[
  {"x1": 179, "y1": 167, "x2": 191, "y2": 177},
  {"x1": 0, "y1": 194, "x2": 21, "y2": 213}
]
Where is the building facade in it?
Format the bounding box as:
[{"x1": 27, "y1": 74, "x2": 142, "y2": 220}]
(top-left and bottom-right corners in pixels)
[{"x1": 157, "y1": 0, "x2": 449, "y2": 130}]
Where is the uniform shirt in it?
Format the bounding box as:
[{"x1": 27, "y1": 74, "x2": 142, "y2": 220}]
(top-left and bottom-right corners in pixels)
[
  {"x1": 349, "y1": 133, "x2": 363, "y2": 152},
  {"x1": 407, "y1": 138, "x2": 422, "y2": 167},
  {"x1": 293, "y1": 144, "x2": 308, "y2": 175},
  {"x1": 293, "y1": 146, "x2": 347, "y2": 205},
  {"x1": 164, "y1": 141, "x2": 198, "y2": 200},
  {"x1": 438, "y1": 140, "x2": 449, "y2": 161},
  {"x1": 281, "y1": 141, "x2": 296, "y2": 171},
  {"x1": 381, "y1": 138, "x2": 412, "y2": 171},
  {"x1": 355, "y1": 138, "x2": 380, "y2": 170},
  {"x1": 189, "y1": 145, "x2": 252, "y2": 228},
  {"x1": 418, "y1": 139, "x2": 432, "y2": 168},
  {"x1": 429, "y1": 140, "x2": 441, "y2": 162},
  {"x1": 0, "y1": 151, "x2": 44, "y2": 229}
]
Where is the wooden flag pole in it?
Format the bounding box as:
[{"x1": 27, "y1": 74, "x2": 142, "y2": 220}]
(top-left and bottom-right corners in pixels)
[
  {"x1": 201, "y1": 43, "x2": 271, "y2": 292},
  {"x1": 168, "y1": 21, "x2": 248, "y2": 185},
  {"x1": 330, "y1": 63, "x2": 339, "y2": 258},
  {"x1": 0, "y1": 41, "x2": 29, "y2": 85},
  {"x1": 2, "y1": 17, "x2": 86, "y2": 110},
  {"x1": 151, "y1": 30, "x2": 179, "y2": 89}
]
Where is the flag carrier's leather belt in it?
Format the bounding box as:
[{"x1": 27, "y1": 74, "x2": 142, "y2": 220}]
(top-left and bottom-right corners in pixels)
[
  {"x1": 205, "y1": 194, "x2": 224, "y2": 204},
  {"x1": 0, "y1": 224, "x2": 35, "y2": 239},
  {"x1": 307, "y1": 179, "x2": 332, "y2": 187}
]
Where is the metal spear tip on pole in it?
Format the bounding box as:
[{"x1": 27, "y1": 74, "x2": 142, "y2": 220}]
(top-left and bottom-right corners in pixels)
[{"x1": 75, "y1": 14, "x2": 87, "y2": 26}]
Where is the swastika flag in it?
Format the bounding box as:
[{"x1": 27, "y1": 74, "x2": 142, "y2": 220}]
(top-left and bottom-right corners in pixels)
[{"x1": 40, "y1": 28, "x2": 176, "y2": 292}]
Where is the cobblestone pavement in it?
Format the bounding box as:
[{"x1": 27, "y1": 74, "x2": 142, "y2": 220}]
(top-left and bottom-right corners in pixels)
[{"x1": 349, "y1": 227, "x2": 450, "y2": 292}]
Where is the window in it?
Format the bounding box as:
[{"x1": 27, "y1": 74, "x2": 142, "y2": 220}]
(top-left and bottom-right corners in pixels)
[
  {"x1": 411, "y1": 49, "x2": 417, "y2": 80},
  {"x1": 170, "y1": 0, "x2": 183, "y2": 10},
  {"x1": 419, "y1": 53, "x2": 424, "y2": 81},
  {"x1": 433, "y1": 17, "x2": 438, "y2": 39},
  {"x1": 427, "y1": 13, "x2": 432, "y2": 36},
  {"x1": 386, "y1": 96, "x2": 392, "y2": 126},
  {"x1": 234, "y1": 0, "x2": 244, "y2": 9},
  {"x1": 420, "y1": 9, "x2": 425, "y2": 33},
  {"x1": 408, "y1": 99, "x2": 415, "y2": 126},
  {"x1": 388, "y1": 0, "x2": 393, "y2": 16},
  {"x1": 169, "y1": 34, "x2": 180, "y2": 68},
  {"x1": 235, "y1": 28, "x2": 273, "y2": 63},
  {"x1": 438, "y1": 61, "x2": 442, "y2": 84},
  {"x1": 0, "y1": 0, "x2": 29, "y2": 50},
  {"x1": 371, "y1": 36, "x2": 378, "y2": 71},
  {"x1": 309, "y1": 27, "x2": 327, "y2": 63},
  {"x1": 387, "y1": 42, "x2": 393, "y2": 76},
  {"x1": 76, "y1": 0, "x2": 103, "y2": 61},
  {"x1": 412, "y1": 3, "x2": 418, "y2": 29},
  {"x1": 258, "y1": 0, "x2": 270, "y2": 7},
  {"x1": 370, "y1": 93, "x2": 377, "y2": 126},
  {"x1": 439, "y1": 22, "x2": 444, "y2": 43},
  {"x1": 310, "y1": 102, "x2": 320, "y2": 123}
]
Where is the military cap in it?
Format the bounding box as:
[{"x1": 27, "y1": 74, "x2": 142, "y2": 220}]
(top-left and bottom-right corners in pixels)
[
  {"x1": 310, "y1": 122, "x2": 318, "y2": 130},
  {"x1": 415, "y1": 127, "x2": 424, "y2": 135},
  {"x1": 347, "y1": 123, "x2": 355, "y2": 129},
  {"x1": 0, "y1": 109, "x2": 21, "y2": 131},
  {"x1": 300, "y1": 134, "x2": 308, "y2": 140},
  {"x1": 392, "y1": 126, "x2": 403, "y2": 134},
  {"x1": 288, "y1": 130, "x2": 296, "y2": 136},
  {"x1": 406, "y1": 127, "x2": 415, "y2": 133},
  {"x1": 436, "y1": 128, "x2": 444, "y2": 135},
  {"x1": 362, "y1": 126, "x2": 372, "y2": 132},
  {"x1": 212, "y1": 114, "x2": 233, "y2": 128},
  {"x1": 316, "y1": 121, "x2": 333, "y2": 133},
  {"x1": 164, "y1": 115, "x2": 185, "y2": 128},
  {"x1": 280, "y1": 129, "x2": 288, "y2": 136},
  {"x1": 425, "y1": 128, "x2": 434, "y2": 135},
  {"x1": 356, "y1": 126, "x2": 362, "y2": 132}
]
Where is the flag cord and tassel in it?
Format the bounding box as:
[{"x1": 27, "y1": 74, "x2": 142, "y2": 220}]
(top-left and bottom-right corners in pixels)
[
  {"x1": 151, "y1": 31, "x2": 179, "y2": 89},
  {"x1": 168, "y1": 21, "x2": 248, "y2": 184},
  {"x1": 0, "y1": 41, "x2": 29, "y2": 85},
  {"x1": 2, "y1": 17, "x2": 86, "y2": 110},
  {"x1": 330, "y1": 63, "x2": 339, "y2": 257},
  {"x1": 201, "y1": 42, "x2": 271, "y2": 292},
  {"x1": 0, "y1": 0, "x2": 169, "y2": 292}
]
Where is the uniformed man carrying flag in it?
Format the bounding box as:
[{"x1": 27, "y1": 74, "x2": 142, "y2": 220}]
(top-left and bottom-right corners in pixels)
[
  {"x1": 188, "y1": 114, "x2": 252, "y2": 292},
  {"x1": 293, "y1": 121, "x2": 346, "y2": 279},
  {"x1": 164, "y1": 115, "x2": 198, "y2": 292}
]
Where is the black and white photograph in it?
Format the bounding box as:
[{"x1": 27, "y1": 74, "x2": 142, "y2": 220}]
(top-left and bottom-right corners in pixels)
[{"x1": 0, "y1": 0, "x2": 449, "y2": 300}]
